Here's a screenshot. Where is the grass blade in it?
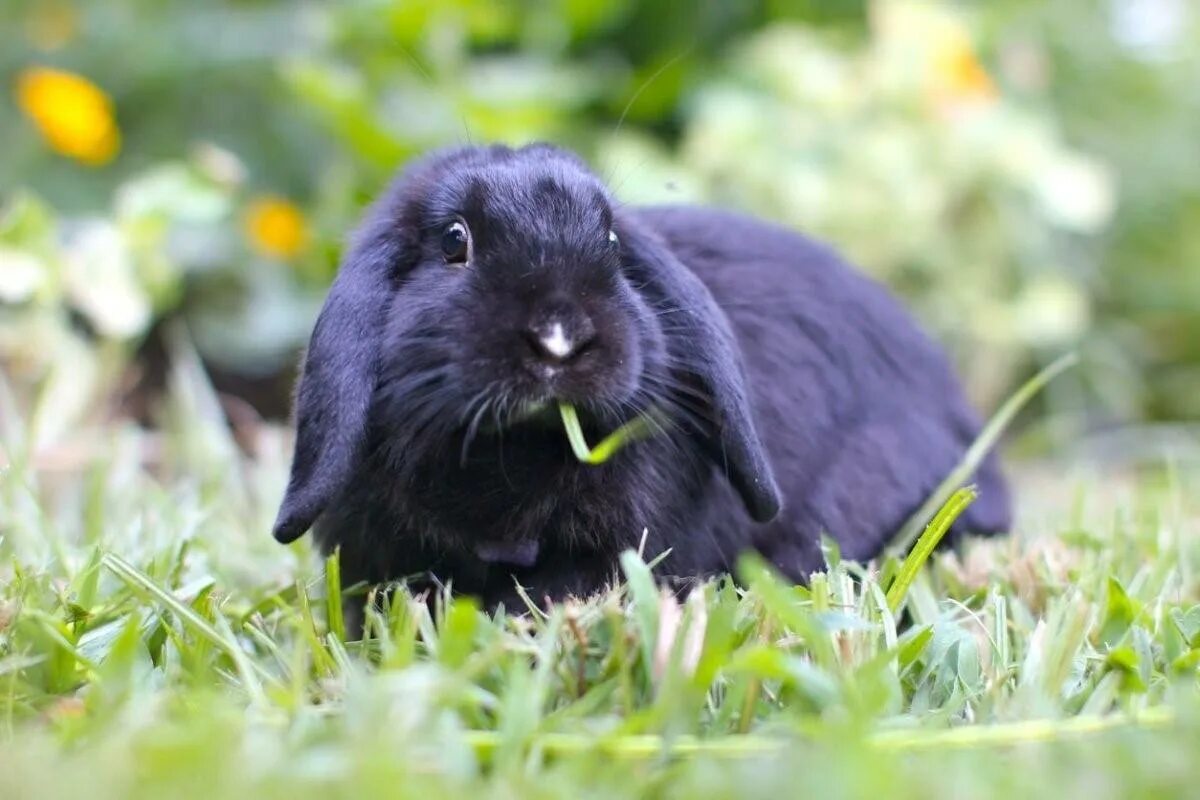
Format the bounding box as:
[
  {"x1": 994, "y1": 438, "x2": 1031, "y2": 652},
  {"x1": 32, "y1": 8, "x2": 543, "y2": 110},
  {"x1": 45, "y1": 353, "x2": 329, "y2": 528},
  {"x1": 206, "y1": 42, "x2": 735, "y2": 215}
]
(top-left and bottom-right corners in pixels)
[
  {"x1": 559, "y1": 402, "x2": 660, "y2": 464},
  {"x1": 325, "y1": 548, "x2": 345, "y2": 643},
  {"x1": 463, "y1": 707, "x2": 1175, "y2": 760},
  {"x1": 101, "y1": 553, "x2": 272, "y2": 684},
  {"x1": 890, "y1": 352, "x2": 1078, "y2": 554},
  {"x1": 886, "y1": 486, "x2": 977, "y2": 613}
]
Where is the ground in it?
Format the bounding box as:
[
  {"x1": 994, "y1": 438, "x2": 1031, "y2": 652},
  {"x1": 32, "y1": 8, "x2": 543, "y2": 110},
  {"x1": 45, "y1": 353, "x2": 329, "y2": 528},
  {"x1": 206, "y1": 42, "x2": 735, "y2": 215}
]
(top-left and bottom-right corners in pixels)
[{"x1": 1, "y1": 356, "x2": 1198, "y2": 800}]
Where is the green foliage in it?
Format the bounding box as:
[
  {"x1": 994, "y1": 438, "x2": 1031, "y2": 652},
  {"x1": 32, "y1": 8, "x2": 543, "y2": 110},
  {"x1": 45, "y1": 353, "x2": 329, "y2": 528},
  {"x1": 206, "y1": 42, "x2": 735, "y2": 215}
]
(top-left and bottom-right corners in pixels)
[{"x1": 981, "y1": 0, "x2": 1200, "y2": 420}]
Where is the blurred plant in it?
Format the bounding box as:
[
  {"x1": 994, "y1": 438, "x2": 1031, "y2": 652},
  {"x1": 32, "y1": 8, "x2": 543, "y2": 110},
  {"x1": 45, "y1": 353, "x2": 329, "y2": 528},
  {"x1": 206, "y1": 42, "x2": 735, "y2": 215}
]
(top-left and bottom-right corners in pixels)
[
  {"x1": 0, "y1": 145, "x2": 323, "y2": 446},
  {"x1": 632, "y1": 1, "x2": 1114, "y2": 409},
  {"x1": 980, "y1": 0, "x2": 1200, "y2": 421},
  {"x1": 281, "y1": 0, "x2": 865, "y2": 187}
]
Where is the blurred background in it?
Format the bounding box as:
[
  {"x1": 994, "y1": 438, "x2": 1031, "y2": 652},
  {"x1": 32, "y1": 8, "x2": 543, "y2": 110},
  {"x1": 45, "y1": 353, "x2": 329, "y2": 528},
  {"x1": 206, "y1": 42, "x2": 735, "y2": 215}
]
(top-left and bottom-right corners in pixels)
[{"x1": 1, "y1": 0, "x2": 1197, "y2": 464}]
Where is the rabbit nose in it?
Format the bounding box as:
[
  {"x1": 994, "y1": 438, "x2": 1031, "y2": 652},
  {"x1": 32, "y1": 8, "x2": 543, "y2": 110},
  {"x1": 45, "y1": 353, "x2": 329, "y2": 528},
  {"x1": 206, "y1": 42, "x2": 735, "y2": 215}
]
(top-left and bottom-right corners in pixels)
[{"x1": 524, "y1": 316, "x2": 595, "y2": 364}]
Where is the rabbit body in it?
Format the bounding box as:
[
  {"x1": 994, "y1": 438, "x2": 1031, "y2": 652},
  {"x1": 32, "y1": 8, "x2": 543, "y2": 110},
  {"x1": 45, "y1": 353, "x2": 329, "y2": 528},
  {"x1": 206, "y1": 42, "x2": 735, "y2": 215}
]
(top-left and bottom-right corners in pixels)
[
  {"x1": 273, "y1": 143, "x2": 1010, "y2": 610},
  {"x1": 643, "y1": 207, "x2": 1010, "y2": 573}
]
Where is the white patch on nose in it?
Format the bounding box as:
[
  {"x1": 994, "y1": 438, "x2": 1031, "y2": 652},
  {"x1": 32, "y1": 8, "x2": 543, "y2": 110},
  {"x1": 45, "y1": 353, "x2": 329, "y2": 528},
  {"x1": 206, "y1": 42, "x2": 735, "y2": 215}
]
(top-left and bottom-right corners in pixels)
[{"x1": 541, "y1": 322, "x2": 573, "y2": 359}]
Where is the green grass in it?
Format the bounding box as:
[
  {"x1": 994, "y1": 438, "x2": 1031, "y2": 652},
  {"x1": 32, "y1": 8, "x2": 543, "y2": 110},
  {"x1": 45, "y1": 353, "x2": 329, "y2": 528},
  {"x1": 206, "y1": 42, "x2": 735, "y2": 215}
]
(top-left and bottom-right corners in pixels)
[
  {"x1": 558, "y1": 401, "x2": 662, "y2": 465},
  {"x1": 1, "y1": 352, "x2": 1199, "y2": 799}
]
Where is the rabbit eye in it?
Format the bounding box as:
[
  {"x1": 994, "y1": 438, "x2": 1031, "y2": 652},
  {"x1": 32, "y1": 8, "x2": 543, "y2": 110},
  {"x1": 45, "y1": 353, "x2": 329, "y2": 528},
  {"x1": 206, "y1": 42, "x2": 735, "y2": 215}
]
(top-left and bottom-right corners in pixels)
[
  {"x1": 608, "y1": 229, "x2": 619, "y2": 247},
  {"x1": 441, "y1": 221, "x2": 470, "y2": 264}
]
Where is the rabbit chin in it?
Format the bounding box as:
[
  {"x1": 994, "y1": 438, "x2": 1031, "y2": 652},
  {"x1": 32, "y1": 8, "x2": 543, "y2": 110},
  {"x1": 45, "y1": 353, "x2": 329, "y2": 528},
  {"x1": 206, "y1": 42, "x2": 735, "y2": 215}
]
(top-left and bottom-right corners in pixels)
[
  {"x1": 476, "y1": 398, "x2": 556, "y2": 434},
  {"x1": 472, "y1": 395, "x2": 628, "y2": 437}
]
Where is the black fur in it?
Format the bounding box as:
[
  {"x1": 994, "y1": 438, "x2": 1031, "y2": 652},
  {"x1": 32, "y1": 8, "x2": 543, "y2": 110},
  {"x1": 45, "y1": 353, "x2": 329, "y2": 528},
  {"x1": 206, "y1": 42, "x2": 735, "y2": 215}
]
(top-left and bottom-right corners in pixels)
[{"x1": 273, "y1": 143, "x2": 1010, "y2": 610}]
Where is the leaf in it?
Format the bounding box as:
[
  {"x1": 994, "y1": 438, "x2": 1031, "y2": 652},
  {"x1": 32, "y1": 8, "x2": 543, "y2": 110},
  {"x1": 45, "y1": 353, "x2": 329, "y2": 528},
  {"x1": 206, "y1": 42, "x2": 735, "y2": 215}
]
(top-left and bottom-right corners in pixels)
[
  {"x1": 1099, "y1": 576, "x2": 1138, "y2": 648},
  {"x1": 1169, "y1": 649, "x2": 1200, "y2": 674},
  {"x1": 1105, "y1": 645, "x2": 1138, "y2": 673},
  {"x1": 886, "y1": 487, "x2": 977, "y2": 613},
  {"x1": 1170, "y1": 605, "x2": 1200, "y2": 647},
  {"x1": 438, "y1": 598, "x2": 482, "y2": 670},
  {"x1": 897, "y1": 625, "x2": 934, "y2": 671},
  {"x1": 101, "y1": 553, "x2": 272, "y2": 686},
  {"x1": 618, "y1": 550, "x2": 662, "y2": 681},
  {"x1": 730, "y1": 647, "x2": 840, "y2": 713},
  {"x1": 736, "y1": 554, "x2": 836, "y2": 670},
  {"x1": 73, "y1": 547, "x2": 104, "y2": 613},
  {"x1": 90, "y1": 611, "x2": 154, "y2": 711}
]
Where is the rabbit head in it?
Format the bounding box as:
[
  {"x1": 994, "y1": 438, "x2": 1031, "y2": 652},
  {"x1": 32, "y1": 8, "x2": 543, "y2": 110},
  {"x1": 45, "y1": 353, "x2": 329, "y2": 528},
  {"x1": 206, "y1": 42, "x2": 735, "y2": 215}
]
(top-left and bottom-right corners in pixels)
[{"x1": 272, "y1": 143, "x2": 780, "y2": 545}]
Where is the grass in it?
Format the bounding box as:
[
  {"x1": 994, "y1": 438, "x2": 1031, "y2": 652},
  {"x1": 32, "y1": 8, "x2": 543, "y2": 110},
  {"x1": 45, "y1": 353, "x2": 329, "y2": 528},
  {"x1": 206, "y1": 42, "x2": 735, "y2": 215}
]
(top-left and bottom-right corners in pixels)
[
  {"x1": 1, "y1": 346, "x2": 1200, "y2": 799},
  {"x1": 558, "y1": 401, "x2": 662, "y2": 465}
]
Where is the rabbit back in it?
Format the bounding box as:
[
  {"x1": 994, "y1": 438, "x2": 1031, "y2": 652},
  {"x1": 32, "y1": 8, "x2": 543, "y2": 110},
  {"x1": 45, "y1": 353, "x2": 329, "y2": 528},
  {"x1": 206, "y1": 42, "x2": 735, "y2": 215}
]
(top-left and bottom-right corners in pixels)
[{"x1": 639, "y1": 205, "x2": 1010, "y2": 575}]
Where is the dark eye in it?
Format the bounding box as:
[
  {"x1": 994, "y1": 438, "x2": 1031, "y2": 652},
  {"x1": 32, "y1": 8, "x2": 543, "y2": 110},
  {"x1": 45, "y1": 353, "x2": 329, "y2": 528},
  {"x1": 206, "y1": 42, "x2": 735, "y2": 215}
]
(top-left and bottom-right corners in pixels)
[
  {"x1": 441, "y1": 221, "x2": 470, "y2": 264},
  {"x1": 608, "y1": 229, "x2": 619, "y2": 248}
]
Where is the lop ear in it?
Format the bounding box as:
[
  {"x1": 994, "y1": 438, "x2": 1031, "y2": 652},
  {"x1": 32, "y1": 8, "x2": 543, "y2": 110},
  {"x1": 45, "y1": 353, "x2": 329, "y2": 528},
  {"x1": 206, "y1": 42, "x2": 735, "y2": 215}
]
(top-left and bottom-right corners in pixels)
[
  {"x1": 272, "y1": 146, "x2": 511, "y2": 542},
  {"x1": 618, "y1": 215, "x2": 782, "y2": 523},
  {"x1": 272, "y1": 232, "x2": 407, "y2": 544}
]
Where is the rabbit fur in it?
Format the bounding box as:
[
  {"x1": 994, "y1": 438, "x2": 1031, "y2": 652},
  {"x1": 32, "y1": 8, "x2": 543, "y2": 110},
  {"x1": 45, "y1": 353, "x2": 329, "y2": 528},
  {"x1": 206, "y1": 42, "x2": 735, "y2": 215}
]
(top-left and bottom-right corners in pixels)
[{"x1": 272, "y1": 143, "x2": 1011, "y2": 613}]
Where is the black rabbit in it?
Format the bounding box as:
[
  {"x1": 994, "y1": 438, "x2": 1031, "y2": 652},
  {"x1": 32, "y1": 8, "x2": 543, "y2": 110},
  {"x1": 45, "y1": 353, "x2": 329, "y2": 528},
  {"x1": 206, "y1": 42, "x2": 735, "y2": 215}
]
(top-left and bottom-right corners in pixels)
[{"x1": 273, "y1": 142, "x2": 1010, "y2": 614}]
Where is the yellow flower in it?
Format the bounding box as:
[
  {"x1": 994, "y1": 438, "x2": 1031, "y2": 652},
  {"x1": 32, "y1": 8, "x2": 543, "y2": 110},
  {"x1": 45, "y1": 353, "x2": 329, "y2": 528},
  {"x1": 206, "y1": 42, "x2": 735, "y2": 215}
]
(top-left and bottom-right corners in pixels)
[
  {"x1": 244, "y1": 196, "x2": 310, "y2": 260},
  {"x1": 929, "y1": 28, "x2": 997, "y2": 105},
  {"x1": 15, "y1": 66, "x2": 120, "y2": 165}
]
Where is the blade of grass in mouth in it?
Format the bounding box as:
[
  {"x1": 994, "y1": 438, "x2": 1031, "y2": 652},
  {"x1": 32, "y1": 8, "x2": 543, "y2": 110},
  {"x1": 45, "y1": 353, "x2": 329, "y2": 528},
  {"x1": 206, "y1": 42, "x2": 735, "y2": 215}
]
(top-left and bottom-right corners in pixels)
[{"x1": 558, "y1": 402, "x2": 660, "y2": 465}]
